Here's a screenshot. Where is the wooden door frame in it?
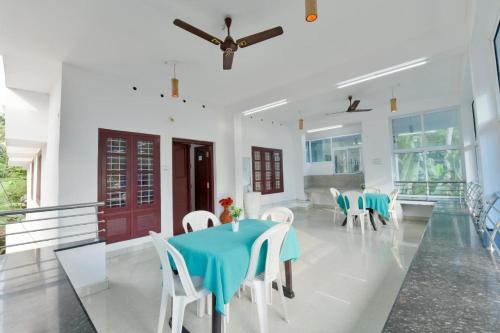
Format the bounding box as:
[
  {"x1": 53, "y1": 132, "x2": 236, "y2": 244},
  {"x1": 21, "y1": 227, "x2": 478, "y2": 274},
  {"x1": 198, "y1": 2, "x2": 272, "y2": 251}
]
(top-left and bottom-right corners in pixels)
[{"x1": 172, "y1": 137, "x2": 215, "y2": 214}]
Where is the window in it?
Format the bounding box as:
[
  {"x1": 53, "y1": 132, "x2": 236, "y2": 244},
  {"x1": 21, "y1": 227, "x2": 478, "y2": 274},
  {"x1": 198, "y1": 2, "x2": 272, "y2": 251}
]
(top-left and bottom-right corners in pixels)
[
  {"x1": 305, "y1": 134, "x2": 363, "y2": 174},
  {"x1": 252, "y1": 146, "x2": 283, "y2": 195},
  {"x1": 98, "y1": 129, "x2": 161, "y2": 244},
  {"x1": 392, "y1": 109, "x2": 464, "y2": 197},
  {"x1": 494, "y1": 19, "x2": 500, "y2": 92}
]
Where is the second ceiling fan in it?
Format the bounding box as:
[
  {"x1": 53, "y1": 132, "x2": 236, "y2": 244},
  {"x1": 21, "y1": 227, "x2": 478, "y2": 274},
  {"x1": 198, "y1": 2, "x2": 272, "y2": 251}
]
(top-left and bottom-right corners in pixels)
[
  {"x1": 325, "y1": 96, "x2": 373, "y2": 116},
  {"x1": 173, "y1": 17, "x2": 284, "y2": 70}
]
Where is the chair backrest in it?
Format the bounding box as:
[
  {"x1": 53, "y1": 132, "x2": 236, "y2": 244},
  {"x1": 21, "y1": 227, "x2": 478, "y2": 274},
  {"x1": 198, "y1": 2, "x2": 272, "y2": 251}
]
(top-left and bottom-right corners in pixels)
[
  {"x1": 182, "y1": 210, "x2": 220, "y2": 233},
  {"x1": 149, "y1": 231, "x2": 198, "y2": 298},
  {"x1": 260, "y1": 207, "x2": 294, "y2": 225},
  {"x1": 389, "y1": 189, "x2": 399, "y2": 211},
  {"x1": 330, "y1": 187, "x2": 341, "y2": 207},
  {"x1": 245, "y1": 223, "x2": 290, "y2": 283},
  {"x1": 364, "y1": 187, "x2": 381, "y2": 193},
  {"x1": 343, "y1": 190, "x2": 366, "y2": 214}
]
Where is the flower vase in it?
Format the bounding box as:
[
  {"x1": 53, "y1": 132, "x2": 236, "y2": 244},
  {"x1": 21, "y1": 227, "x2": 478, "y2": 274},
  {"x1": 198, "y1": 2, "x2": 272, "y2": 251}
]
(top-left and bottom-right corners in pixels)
[
  {"x1": 220, "y1": 205, "x2": 233, "y2": 224},
  {"x1": 231, "y1": 219, "x2": 240, "y2": 232}
]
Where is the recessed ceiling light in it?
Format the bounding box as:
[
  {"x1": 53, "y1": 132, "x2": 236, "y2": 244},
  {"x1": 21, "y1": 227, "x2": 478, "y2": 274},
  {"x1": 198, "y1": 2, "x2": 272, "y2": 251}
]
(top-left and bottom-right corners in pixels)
[
  {"x1": 242, "y1": 99, "x2": 288, "y2": 116},
  {"x1": 336, "y1": 58, "x2": 428, "y2": 89},
  {"x1": 307, "y1": 125, "x2": 343, "y2": 133}
]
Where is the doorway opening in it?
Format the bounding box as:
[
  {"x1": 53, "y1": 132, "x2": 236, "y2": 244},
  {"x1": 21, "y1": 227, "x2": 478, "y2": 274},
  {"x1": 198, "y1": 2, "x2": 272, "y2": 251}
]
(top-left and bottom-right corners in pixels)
[{"x1": 172, "y1": 138, "x2": 214, "y2": 235}]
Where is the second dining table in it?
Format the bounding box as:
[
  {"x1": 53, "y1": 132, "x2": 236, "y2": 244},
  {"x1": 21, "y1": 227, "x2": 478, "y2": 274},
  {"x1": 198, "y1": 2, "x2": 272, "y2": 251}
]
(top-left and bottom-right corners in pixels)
[{"x1": 168, "y1": 218, "x2": 301, "y2": 333}]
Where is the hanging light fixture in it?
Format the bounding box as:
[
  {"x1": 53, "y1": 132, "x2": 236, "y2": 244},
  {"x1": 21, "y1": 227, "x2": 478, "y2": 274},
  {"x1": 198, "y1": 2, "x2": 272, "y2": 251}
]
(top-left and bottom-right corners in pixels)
[
  {"x1": 299, "y1": 118, "x2": 304, "y2": 130},
  {"x1": 171, "y1": 63, "x2": 179, "y2": 98},
  {"x1": 305, "y1": 0, "x2": 318, "y2": 22},
  {"x1": 390, "y1": 86, "x2": 397, "y2": 113}
]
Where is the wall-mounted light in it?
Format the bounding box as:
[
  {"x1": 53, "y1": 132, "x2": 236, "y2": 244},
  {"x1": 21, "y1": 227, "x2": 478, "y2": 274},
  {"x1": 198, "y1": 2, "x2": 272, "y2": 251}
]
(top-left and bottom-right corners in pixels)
[
  {"x1": 242, "y1": 99, "x2": 288, "y2": 116},
  {"x1": 171, "y1": 63, "x2": 179, "y2": 98},
  {"x1": 307, "y1": 124, "x2": 343, "y2": 133},
  {"x1": 305, "y1": 0, "x2": 318, "y2": 22}
]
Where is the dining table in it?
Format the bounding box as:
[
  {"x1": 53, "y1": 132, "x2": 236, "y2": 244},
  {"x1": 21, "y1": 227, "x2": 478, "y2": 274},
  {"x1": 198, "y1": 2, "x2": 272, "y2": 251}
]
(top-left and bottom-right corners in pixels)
[
  {"x1": 168, "y1": 219, "x2": 301, "y2": 333},
  {"x1": 337, "y1": 192, "x2": 391, "y2": 230}
]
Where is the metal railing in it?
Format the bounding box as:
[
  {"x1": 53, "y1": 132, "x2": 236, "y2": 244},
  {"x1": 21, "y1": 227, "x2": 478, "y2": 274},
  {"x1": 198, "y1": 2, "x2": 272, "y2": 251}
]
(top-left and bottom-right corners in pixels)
[
  {"x1": 464, "y1": 183, "x2": 500, "y2": 255},
  {"x1": 0, "y1": 202, "x2": 105, "y2": 250},
  {"x1": 394, "y1": 181, "x2": 466, "y2": 200}
]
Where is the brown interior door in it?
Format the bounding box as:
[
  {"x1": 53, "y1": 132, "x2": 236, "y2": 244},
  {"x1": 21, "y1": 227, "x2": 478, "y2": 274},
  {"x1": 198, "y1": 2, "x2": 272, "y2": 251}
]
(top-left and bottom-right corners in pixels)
[
  {"x1": 172, "y1": 142, "x2": 191, "y2": 235},
  {"x1": 194, "y1": 145, "x2": 213, "y2": 212}
]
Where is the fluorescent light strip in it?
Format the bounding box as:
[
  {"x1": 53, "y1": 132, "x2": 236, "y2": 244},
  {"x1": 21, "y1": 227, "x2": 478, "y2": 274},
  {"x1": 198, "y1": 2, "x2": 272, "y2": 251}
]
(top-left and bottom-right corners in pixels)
[
  {"x1": 336, "y1": 58, "x2": 428, "y2": 89},
  {"x1": 307, "y1": 125, "x2": 343, "y2": 133},
  {"x1": 242, "y1": 99, "x2": 288, "y2": 116}
]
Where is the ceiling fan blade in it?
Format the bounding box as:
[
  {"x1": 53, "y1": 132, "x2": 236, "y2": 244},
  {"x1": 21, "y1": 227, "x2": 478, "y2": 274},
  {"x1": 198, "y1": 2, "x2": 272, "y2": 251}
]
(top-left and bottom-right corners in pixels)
[
  {"x1": 223, "y1": 50, "x2": 234, "y2": 70},
  {"x1": 346, "y1": 108, "x2": 373, "y2": 113},
  {"x1": 348, "y1": 100, "x2": 360, "y2": 112},
  {"x1": 237, "y1": 26, "x2": 284, "y2": 48},
  {"x1": 173, "y1": 19, "x2": 222, "y2": 46}
]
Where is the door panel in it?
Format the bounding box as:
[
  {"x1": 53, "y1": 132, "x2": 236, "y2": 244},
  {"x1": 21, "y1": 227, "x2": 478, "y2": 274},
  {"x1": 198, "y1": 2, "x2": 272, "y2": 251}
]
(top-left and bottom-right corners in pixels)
[
  {"x1": 194, "y1": 146, "x2": 213, "y2": 212},
  {"x1": 172, "y1": 142, "x2": 190, "y2": 235},
  {"x1": 98, "y1": 129, "x2": 161, "y2": 244}
]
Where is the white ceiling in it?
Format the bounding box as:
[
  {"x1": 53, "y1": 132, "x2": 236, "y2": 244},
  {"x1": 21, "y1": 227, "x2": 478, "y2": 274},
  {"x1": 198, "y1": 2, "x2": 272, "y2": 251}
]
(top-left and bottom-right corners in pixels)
[{"x1": 0, "y1": 0, "x2": 472, "y2": 112}]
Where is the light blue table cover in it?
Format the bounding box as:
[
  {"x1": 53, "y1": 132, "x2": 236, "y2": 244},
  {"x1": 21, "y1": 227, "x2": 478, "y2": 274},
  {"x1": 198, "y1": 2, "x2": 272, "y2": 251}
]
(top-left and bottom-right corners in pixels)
[
  {"x1": 337, "y1": 192, "x2": 391, "y2": 219},
  {"x1": 168, "y1": 219, "x2": 300, "y2": 314}
]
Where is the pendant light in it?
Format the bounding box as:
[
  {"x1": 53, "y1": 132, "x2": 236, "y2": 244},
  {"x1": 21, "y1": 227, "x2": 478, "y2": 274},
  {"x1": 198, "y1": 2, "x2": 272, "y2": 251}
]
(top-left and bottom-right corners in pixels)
[
  {"x1": 171, "y1": 63, "x2": 179, "y2": 98},
  {"x1": 390, "y1": 86, "x2": 398, "y2": 113},
  {"x1": 305, "y1": 0, "x2": 318, "y2": 22},
  {"x1": 299, "y1": 118, "x2": 304, "y2": 130}
]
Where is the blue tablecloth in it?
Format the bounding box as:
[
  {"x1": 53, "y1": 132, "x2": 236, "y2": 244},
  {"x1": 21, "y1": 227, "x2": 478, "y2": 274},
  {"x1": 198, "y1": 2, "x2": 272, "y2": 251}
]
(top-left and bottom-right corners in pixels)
[
  {"x1": 337, "y1": 192, "x2": 390, "y2": 219},
  {"x1": 168, "y1": 219, "x2": 300, "y2": 314}
]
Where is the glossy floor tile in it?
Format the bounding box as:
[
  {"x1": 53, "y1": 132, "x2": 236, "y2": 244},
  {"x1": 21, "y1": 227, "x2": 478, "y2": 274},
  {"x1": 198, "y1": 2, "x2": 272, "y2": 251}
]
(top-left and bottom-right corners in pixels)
[{"x1": 81, "y1": 209, "x2": 427, "y2": 333}]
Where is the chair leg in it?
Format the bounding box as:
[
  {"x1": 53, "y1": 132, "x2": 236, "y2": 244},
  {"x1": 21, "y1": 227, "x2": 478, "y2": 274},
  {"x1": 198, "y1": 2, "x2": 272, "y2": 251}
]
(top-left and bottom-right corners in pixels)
[
  {"x1": 392, "y1": 213, "x2": 399, "y2": 230},
  {"x1": 266, "y1": 283, "x2": 273, "y2": 305},
  {"x1": 253, "y1": 282, "x2": 269, "y2": 333},
  {"x1": 333, "y1": 209, "x2": 337, "y2": 225},
  {"x1": 197, "y1": 297, "x2": 205, "y2": 318},
  {"x1": 171, "y1": 297, "x2": 187, "y2": 333},
  {"x1": 206, "y1": 295, "x2": 212, "y2": 316},
  {"x1": 224, "y1": 304, "x2": 230, "y2": 324},
  {"x1": 157, "y1": 288, "x2": 170, "y2": 333},
  {"x1": 275, "y1": 277, "x2": 290, "y2": 323}
]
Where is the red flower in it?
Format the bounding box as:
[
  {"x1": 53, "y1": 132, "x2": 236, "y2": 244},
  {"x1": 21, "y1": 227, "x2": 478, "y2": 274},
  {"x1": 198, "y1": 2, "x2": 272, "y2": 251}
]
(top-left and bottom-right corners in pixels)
[{"x1": 218, "y1": 197, "x2": 233, "y2": 207}]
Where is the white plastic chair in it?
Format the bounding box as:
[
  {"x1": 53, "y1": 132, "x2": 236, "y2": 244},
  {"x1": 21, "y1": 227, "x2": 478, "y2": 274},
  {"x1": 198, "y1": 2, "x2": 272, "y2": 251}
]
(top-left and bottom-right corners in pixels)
[
  {"x1": 149, "y1": 231, "x2": 211, "y2": 333},
  {"x1": 181, "y1": 210, "x2": 221, "y2": 317},
  {"x1": 389, "y1": 189, "x2": 400, "y2": 229},
  {"x1": 244, "y1": 223, "x2": 290, "y2": 333},
  {"x1": 260, "y1": 207, "x2": 294, "y2": 225},
  {"x1": 330, "y1": 188, "x2": 345, "y2": 224},
  {"x1": 182, "y1": 210, "x2": 220, "y2": 233},
  {"x1": 364, "y1": 187, "x2": 381, "y2": 193},
  {"x1": 343, "y1": 191, "x2": 369, "y2": 233}
]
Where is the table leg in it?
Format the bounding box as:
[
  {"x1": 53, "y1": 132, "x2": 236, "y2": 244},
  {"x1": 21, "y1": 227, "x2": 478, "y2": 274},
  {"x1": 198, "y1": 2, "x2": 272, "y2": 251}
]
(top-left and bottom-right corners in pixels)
[
  {"x1": 341, "y1": 217, "x2": 347, "y2": 226},
  {"x1": 273, "y1": 260, "x2": 295, "y2": 298},
  {"x1": 368, "y1": 209, "x2": 377, "y2": 231},
  {"x1": 377, "y1": 213, "x2": 387, "y2": 225},
  {"x1": 212, "y1": 294, "x2": 223, "y2": 333}
]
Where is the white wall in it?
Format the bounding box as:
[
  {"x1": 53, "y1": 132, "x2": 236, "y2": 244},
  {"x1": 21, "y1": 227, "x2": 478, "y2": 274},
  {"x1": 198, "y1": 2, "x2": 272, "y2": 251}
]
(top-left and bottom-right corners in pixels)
[
  {"x1": 57, "y1": 64, "x2": 235, "y2": 249},
  {"x1": 240, "y1": 116, "x2": 304, "y2": 206},
  {"x1": 469, "y1": 0, "x2": 500, "y2": 196}
]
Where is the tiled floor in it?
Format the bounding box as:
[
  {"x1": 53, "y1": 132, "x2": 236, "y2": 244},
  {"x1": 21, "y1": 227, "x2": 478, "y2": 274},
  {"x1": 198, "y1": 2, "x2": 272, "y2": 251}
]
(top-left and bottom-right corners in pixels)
[{"x1": 81, "y1": 209, "x2": 427, "y2": 333}]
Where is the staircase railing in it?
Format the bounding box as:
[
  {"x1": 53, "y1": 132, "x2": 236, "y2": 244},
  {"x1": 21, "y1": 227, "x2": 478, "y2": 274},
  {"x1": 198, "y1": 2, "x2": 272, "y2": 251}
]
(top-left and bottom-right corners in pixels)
[{"x1": 0, "y1": 202, "x2": 105, "y2": 251}]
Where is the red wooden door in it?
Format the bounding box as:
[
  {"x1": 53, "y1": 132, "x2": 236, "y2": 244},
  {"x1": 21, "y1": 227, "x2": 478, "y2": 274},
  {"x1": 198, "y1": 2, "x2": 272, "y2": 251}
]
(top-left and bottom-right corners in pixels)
[
  {"x1": 194, "y1": 145, "x2": 213, "y2": 212},
  {"x1": 98, "y1": 129, "x2": 161, "y2": 243},
  {"x1": 172, "y1": 142, "x2": 191, "y2": 235}
]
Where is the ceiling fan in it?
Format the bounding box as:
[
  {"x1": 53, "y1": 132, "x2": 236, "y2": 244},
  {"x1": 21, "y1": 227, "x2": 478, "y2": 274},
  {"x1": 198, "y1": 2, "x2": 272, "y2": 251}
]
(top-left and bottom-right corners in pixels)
[
  {"x1": 325, "y1": 96, "x2": 373, "y2": 116},
  {"x1": 173, "y1": 17, "x2": 284, "y2": 70}
]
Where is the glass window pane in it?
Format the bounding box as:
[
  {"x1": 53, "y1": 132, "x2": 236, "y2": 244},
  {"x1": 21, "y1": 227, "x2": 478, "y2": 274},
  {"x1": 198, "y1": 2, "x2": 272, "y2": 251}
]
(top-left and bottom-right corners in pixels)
[
  {"x1": 311, "y1": 139, "x2": 332, "y2": 162},
  {"x1": 423, "y1": 110, "x2": 461, "y2": 147},
  {"x1": 392, "y1": 115, "x2": 422, "y2": 149},
  {"x1": 332, "y1": 134, "x2": 362, "y2": 148},
  {"x1": 334, "y1": 150, "x2": 347, "y2": 173},
  {"x1": 348, "y1": 148, "x2": 361, "y2": 173},
  {"x1": 425, "y1": 150, "x2": 463, "y2": 182},
  {"x1": 395, "y1": 152, "x2": 426, "y2": 181}
]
